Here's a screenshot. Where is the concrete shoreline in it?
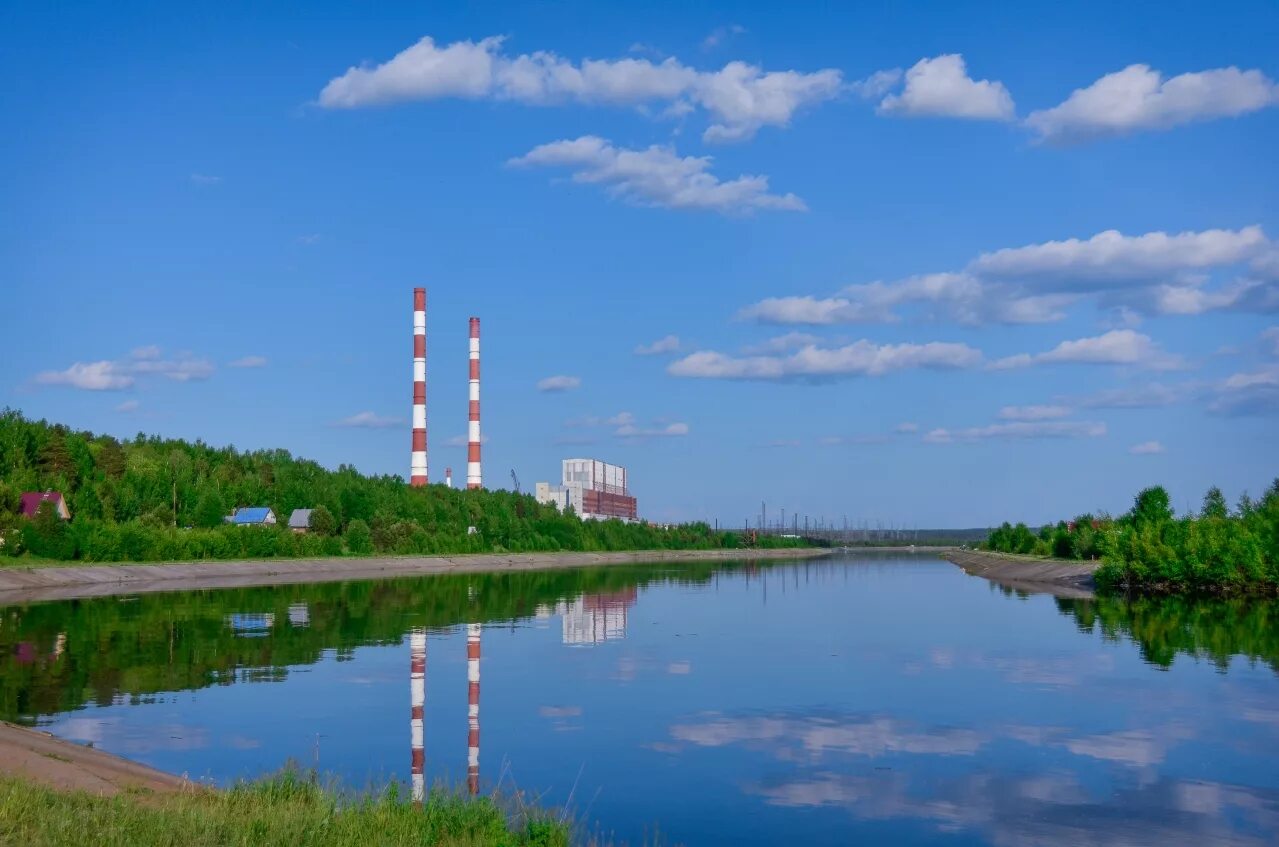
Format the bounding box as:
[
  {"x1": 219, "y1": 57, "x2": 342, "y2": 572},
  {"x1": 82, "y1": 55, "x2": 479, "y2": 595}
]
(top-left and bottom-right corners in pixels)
[
  {"x1": 0, "y1": 720, "x2": 196, "y2": 795},
  {"x1": 945, "y1": 549, "x2": 1100, "y2": 599},
  {"x1": 0, "y1": 547, "x2": 832, "y2": 604}
]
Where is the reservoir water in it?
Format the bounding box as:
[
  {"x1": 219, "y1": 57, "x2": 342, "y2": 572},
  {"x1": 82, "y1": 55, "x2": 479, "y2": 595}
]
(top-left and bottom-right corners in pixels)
[{"x1": 2, "y1": 552, "x2": 1277, "y2": 845}]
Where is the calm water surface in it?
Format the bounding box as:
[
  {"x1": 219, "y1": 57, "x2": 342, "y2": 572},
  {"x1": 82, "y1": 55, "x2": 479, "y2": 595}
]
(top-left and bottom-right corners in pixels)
[{"x1": 3, "y1": 552, "x2": 1278, "y2": 845}]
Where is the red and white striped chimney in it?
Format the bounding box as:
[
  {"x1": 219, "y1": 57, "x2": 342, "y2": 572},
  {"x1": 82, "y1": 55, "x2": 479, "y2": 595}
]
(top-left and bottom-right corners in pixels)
[
  {"x1": 409, "y1": 628, "x2": 426, "y2": 802},
  {"x1": 411, "y1": 288, "x2": 428, "y2": 486},
  {"x1": 445, "y1": 467, "x2": 452, "y2": 489},
  {"x1": 466, "y1": 622, "x2": 481, "y2": 795},
  {"x1": 466, "y1": 317, "x2": 482, "y2": 489}
]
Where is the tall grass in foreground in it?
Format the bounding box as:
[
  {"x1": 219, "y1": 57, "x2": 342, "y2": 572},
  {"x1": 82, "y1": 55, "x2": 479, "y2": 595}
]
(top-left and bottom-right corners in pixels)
[{"x1": 0, "y1": 770, "x2": 577, "y2": 847}]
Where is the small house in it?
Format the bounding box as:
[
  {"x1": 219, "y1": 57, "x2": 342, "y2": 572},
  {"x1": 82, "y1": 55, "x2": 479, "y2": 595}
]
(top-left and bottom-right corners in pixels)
[
  {"x1": 287, "y1": 509, "x2": 313, "y2": 534},
  {"x1": 20, "y1": 492, "x2": 71, "y2": 521},
  {"x1": 229, "y1": 507, "x2": 276, "y2": 527}
]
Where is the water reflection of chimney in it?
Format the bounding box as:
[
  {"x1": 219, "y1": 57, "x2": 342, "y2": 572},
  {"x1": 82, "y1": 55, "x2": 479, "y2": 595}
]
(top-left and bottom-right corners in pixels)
[
  {"x1": 466, "y1": 623, "x2": 481, "y2": 795},
  {"x1": 409, "y1": 628, "x2": 426, "y2": 803}
]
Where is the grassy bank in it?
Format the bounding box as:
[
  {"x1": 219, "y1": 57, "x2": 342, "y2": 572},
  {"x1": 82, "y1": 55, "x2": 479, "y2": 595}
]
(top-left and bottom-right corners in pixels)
[
  {"x1": 0, "y1": 771, "x2": 574, "y2": 847},
  {"x1": 982, "y1": 479, "x2": 1279, "y2": 594}
]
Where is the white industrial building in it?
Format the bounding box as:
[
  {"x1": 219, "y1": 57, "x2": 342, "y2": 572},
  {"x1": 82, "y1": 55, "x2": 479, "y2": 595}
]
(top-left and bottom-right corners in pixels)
[{"x1": 535, "y1": 458, "x2": 638, "y2": 522}]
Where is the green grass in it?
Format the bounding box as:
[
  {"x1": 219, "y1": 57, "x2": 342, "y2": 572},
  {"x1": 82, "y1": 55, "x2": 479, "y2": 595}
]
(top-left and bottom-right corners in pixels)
[{"x1": 0, "y1": 771, "x2": 574, "y2": 847}]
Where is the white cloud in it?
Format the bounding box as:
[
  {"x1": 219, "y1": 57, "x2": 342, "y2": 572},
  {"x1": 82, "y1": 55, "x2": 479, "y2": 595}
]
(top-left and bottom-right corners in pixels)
[
  {"x1": 997, "y1": 404, "x2": 1073, "y2": 421},
  {"x1": 334, "y1": 411, "x2": 404, "y2": 428},
  {"x1": 190, "y1": 173, "x2": 221, "y2": 185},
  {"x1": 991, "y1": 330, "x2": 1181, "y2": 371},
  {"x1": 1075, "y1": 382, "x2": 1188, "y2": 409},
  {"x1": 701, "y1": 24, "x2": 745, "y2": 51},
  {"x1": 616, "y1": 421, "x2": 689, "y2": 438},
  {"x1": 741, "y1": 226, "x2": 1274, "y2": 329},
  {"x1": 1026, "y1": 64, "x2": 1279, "y2": 143},
  {"x1": 970, "y1": 226, "x2": 1267, "y2": 288},
  {"x1": 668, "y1": 339, "x2": 982, "y2": 380},
  {"x1": 849, "y1": 68, "x2": 903, "y2": 100},
  {"x1": 1208, "y1": 366, "x2": 1279, "y2": 416},
  {"x1": 634, "y1": 335, "x2": 681, "y2": 355},
  {"x1": 1129, "y1": 441, "x2": 1165, "y2": 455},
  {"x1": 229, "y1": 355, "x2": 268, "y2": 368},
  {"x1": 878, "y1": 54, "x2": 1015, "y2": 120},
  {"x1": 741, "y1": 332, "x2": 823, "y2": 354},
  {"x1": 537, "y1": 374, "x2": 581, "y2": 392},
  {"x1": 510, "y1": 136, "x2": 805, "y2": 214},
  {"x1": 114, "y1": 399, "x2": 140, "y2": 413},
  {"x1": 35, "y1": 361, "x2": 136, "y2": 391},
  {"x1": 318, "y1": 35, "x2": 841, "y2": 142},
  {"x1": 34, "y1": 349, "x2": 214, "y2": 391},
  {"x1": 925, "y1": 421, "x2": 1107, "y2": 443}
]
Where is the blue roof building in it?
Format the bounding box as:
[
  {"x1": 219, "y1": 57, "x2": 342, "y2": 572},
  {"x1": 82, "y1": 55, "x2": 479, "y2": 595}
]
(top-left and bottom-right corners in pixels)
[{"x1": 229, "y1": 507, "x2": 277, "y2": 526}]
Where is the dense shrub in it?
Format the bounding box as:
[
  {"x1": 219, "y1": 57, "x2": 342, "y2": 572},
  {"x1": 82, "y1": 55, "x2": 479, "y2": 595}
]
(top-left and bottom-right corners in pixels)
[{"x1": 984, "y1": 479, "x2": 1279, "y2": 593}]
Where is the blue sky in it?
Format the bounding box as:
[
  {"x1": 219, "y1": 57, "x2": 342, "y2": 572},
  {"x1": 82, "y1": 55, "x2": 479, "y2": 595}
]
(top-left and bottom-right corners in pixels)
[{"x1": 2, "y1": 1, "x2": 1277, "y2": 526}]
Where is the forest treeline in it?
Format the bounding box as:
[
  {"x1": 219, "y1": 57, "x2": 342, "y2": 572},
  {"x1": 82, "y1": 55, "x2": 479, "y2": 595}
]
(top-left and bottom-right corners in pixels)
[
  {"x1": 984, "y1": 481, "x2": 1279, "y2": 593},
  {"x1": 0, "y1": 410, "x2": 799, "y2": 563}
]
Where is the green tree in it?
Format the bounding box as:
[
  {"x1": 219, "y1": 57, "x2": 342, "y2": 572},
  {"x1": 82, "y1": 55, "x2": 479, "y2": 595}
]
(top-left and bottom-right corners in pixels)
[
  {"x1": 345, "y1": 519, "x2": 373, "y2": 555},
  {"x1": 194, "y1": 488, "x2": 227, "y2": 529},
  {"x1": 1201, "y1": 486, "x2": 1229, "y2": 520},
  {"x1": 1130, "y1": 486, "x2": 1174, "y2": 527},
  {"x1": 309, "y1": 505, "x2": 336, "y2": 537}
]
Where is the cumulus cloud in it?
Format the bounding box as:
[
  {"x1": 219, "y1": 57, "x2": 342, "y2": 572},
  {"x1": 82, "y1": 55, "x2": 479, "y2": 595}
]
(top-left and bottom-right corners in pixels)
[
  {"x1": 318, "y1": 35, "x2": 841, "y2": 142},
  {"x1": 537, "y1": 374, "x2": 581, "y2": 392},
  {"x1": 1129, "y1": 441, "x2": 1165, "y2": 455},
  {"x1": 738, "y1": 226, "x2": 1274, "y2": 328},
  {"x1": 924, "y1": 421, "x2": 1107, "y2": 443},
  {"x1": 878, "y1": 54, "x2": 1015, "y2": 120},
  {"x1": 991, "y1": 330, "x2": 1181, "y2": 371},
  {"x1": 1208, "y1": 366, "x2": 1279, "y2": 416},
  {"x1": 510, "y1": 136, "x2": 805, "y2": 214},
  {"x1": 1026, "y1": 64, "x2": 1279, "y2": 143},
  {"x1": 229, "y1": 355, "x2": 268, "y2": 368},
  {"x1": 634, "y1": 335, "x2": 681, "y2": 355},
  {"x1": 741, "y1": 332, "x2": 823, "y2": 354},
  {"x1": 668, "y1": 339, "x2": 982, "y2": 381},
  {"x1": 970, "y1": 226, "x2": 1268, "y2": 288},
  {"x1": 997, "y1": 405, "x2": 1072, "y2": 421},
  {"x1": 34, "y1": 350, "x2": 214, "y2": 391},
  {"x1": 333, "y1": 411, "x2": 404, "y2": 428},
  {"x1": 35, "y1": 361, "x2": 136, "y2": 391}
]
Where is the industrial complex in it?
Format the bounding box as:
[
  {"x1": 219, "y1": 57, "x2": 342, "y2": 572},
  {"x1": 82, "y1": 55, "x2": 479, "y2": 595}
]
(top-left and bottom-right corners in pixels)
[
  {"x1": 535, "y1": 458, "x2": 639, "y2": 522},
  {"x1": 407, "y1": 288, "x2": 639, "y2": 522}
]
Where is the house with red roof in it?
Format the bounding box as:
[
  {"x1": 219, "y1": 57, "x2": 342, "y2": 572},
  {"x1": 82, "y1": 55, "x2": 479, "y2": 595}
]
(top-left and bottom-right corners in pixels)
[{"x1": 19, "y1": 492, "x2": 71, "y2": 521}]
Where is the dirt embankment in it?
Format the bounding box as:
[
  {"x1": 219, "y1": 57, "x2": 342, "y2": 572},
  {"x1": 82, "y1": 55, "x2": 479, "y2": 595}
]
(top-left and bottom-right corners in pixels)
[
  {"x1": 946, "y1": 550, "x2": 1100, "y2": 598},
  {"x1": 0, "y1": 547, "x2": 831, "y2": 603},
  {"x1": 0, "y1": 721, "x2": 196, "y2": 796}
]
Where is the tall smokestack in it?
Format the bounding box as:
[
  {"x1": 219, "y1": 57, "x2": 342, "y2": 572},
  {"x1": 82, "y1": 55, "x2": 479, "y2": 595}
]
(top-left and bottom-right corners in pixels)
[
  {"x1": 466, "y1": 622, "x2": 481, "y2": 795},
  {"x1": 411, "y1": 288, "x2": 428, "y2": 486},
  {"x1": 467, "y1": 317, "x2": 482, "y2": 489},
  {"x1": 409, "y1": 628, "x2": 426, "y2": 802},
  {"x1": 445, "y1": 467, "x2": 453, "y2": 489}
]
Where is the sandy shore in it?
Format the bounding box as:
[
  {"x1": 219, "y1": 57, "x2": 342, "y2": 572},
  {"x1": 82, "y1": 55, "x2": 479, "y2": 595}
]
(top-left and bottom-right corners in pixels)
[
  {"x1": 0, "y1": 721, "x2": 196, "y2": 795},
  {"x1": 945, "y1": 550, "x2": 1099, "y2": 598},
  {"x1": 0, "y1": 547, "x2": 831, "y2": 603}
]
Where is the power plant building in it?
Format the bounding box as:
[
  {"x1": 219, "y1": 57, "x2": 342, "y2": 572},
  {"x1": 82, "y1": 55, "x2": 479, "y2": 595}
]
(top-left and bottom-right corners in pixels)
[{"x1": 535, "y1": 458, "x2": 638, "y2": 522}]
